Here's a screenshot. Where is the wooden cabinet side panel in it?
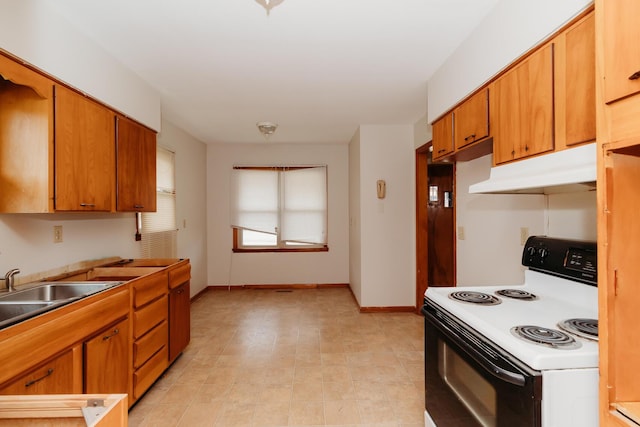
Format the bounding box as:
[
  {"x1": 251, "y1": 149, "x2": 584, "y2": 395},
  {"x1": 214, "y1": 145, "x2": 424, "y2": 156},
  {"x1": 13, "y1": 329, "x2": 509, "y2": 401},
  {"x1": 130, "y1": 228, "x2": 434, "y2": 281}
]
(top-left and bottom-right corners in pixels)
[
  {"x1": 0, "y1": 82, "x2": 53, "y2": 212},
  {"x1": 54, "y1": 85, "x2": 115, "y2": 211},
  {"x1": 565, "y1": 13, "x2": 596, "y2": 146},
  {"x1": 603, "y1": 0, "x2": 640, "y2": 103},
  {"x1": 608, "y1": 152, "x2": 640, "y2": 402},
  {"x1": 84, "y1": 317, "x2": 130, "y2": 394},
  {"x1": 116, "y1": 116, "x2": 157, "y2": 212}
]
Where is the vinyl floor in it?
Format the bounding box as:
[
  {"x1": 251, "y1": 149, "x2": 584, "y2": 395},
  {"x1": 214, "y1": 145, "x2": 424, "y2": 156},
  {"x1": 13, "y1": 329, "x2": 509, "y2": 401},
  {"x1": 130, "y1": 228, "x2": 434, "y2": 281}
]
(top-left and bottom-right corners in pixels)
[{"x1": 129, "y1": 287, "x2": 425, "y2": 427}]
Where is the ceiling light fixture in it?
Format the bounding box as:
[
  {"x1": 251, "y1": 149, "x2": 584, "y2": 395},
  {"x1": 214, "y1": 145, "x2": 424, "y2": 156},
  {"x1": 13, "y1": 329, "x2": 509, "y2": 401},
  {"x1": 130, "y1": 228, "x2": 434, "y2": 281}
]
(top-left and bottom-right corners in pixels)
[
  {"x1": 255, "y1": 0, "x2": 285, "y2": 15},
  {"x1": 256, "y1": 121, "x2": 278, "y2": 140}
]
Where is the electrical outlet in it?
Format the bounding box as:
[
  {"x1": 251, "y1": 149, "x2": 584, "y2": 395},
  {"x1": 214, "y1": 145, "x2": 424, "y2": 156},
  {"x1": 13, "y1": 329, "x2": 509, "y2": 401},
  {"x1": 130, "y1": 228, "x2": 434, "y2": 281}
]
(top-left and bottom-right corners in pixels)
[
  {"x1": 520, "y1": 227, "x2": 529, "y2": 245},
  {"x1": 53, "y1": 225, "x2": 63, "y2": 243}
]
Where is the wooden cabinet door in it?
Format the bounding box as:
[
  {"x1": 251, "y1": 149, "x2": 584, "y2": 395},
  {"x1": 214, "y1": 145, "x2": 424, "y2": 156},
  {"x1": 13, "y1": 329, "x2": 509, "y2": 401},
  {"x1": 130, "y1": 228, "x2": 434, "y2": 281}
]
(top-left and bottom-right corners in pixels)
[
  {"x1": 84, "y1": 317, "x2": 129, "y2": 394},
  {"x1": 454, "y1": 88, "x2": 489, "y2": 150},
  {"x1": 432, "y1": 114, "x2": 454, "y2": 160},
  {"x1": 603, "y1": 0, "x2": 640, "y2": 104},
  {"x1": 564, "y1": 13, "x2": 596, "y2": 146},
  {"x1": 54, "y1": 85, "x2": 115, "y2": 211},
  {"x1": 492, "y1": 44, "x2": 554, "y2": 164},
  {"x1": 116, "y1": 116, "x2": 157, "y2": 212},
  {"x1": 169, "y1": 281, "x2": 190, "y2": 362},
  {"x1": 0, "y1": 347, "x2": 82, "y2": 395}
]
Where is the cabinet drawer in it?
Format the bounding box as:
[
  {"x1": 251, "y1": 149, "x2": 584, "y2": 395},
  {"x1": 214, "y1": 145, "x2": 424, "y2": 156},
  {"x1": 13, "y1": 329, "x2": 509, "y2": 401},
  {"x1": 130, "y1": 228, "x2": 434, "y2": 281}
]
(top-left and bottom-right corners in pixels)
[
  {"x1": 168, "y1": 263, "x2": 191, "y2": 289},
  {"x1": 0, "y1": 347, "x2": 82, "y2": 395},
  {"x1": 132, "y1": 271, "x2": 167, "y2": 308},
  {"x1": 133, "y1": 345, "x2": 168, "y2": 400},
  {"x1": 134, "y1": 294, "x2": 167, "y2": 339},
  {"x1": 134, "y1": 320, "x2": 168, "y2": 368}
]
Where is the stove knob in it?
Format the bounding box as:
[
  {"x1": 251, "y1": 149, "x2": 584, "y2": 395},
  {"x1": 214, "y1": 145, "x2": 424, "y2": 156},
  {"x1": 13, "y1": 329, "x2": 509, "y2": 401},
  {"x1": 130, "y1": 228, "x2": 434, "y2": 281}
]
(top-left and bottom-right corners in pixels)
[
  {"x1": 538, "y1": 248, "x2": 549, "y2": 259},
  {"x1": 526, "y1": 246, "x2": 536, "y2": 257}
]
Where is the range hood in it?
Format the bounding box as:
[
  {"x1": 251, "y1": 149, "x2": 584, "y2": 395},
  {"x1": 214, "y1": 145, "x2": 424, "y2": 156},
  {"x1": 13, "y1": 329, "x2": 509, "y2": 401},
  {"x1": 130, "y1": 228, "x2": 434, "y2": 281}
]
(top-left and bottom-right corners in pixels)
[{"x1": 469, "y1": 143, "x2": 597, "y2": 194}]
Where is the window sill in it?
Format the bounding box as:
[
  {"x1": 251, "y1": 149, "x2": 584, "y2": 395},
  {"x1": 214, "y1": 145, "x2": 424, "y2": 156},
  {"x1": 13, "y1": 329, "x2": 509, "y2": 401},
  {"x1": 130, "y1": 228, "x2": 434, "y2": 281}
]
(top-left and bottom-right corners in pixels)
[{"x1": 232, "y1": 246, "x2": 328, "y2": 253}]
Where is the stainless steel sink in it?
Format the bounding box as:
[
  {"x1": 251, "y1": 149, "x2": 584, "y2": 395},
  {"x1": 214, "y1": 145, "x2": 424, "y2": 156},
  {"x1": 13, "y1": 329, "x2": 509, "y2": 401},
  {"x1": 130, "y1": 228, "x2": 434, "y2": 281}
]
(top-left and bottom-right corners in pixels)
[
  {"x1": 0, "y1": 282, "x2": 119, "y2": 303},
  {"x1": 0, "y1": 302, "x2": 56, "y2": 328},
  {"x1": 0, "y1": 281, "x2": 124, "y2": 329}
]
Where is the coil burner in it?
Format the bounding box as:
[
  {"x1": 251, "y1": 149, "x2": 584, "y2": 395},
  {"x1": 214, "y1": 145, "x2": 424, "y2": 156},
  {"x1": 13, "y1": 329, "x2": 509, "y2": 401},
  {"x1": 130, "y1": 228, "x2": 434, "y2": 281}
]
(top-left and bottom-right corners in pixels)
[
  {"x1": 558, "y1": 318, "x2": 598, "y2": 341},
  {"x1": 495, "y1": 289, "x2": 538, "y2": 301},
  {"x1": 511, "y1": 325, "x2": 582, "y2": 349},
  {"x1": 448, "y1": 291, "x2": 501, "y2": 306}
]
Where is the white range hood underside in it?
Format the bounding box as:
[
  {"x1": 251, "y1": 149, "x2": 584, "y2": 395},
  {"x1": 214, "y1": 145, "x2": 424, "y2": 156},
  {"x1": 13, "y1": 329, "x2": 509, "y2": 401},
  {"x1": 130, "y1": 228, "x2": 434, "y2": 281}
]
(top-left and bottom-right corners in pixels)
[{"x1": 468, "y1": 143, "x2": 597, "y2": 194}]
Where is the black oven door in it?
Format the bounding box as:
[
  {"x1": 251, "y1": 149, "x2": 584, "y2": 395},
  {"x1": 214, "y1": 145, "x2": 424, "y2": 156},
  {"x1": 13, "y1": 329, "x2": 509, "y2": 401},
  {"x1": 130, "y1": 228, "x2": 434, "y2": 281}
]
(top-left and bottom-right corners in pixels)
[{"x1": 422, "y1": 302, "x2": 542, "y2": 427}]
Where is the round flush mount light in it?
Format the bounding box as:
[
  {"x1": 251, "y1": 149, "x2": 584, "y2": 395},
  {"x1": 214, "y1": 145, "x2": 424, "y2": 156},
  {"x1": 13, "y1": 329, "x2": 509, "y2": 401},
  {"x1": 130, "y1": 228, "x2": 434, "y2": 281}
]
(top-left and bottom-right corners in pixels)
[{"x1": 256, "y1": 121, "x2": 278, "y2": 140}]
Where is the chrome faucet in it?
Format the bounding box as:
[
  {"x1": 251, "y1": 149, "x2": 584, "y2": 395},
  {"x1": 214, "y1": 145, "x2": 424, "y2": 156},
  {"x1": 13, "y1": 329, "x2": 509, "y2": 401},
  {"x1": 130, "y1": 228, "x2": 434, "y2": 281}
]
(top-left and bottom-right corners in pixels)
[{"x1": 2, "y1": 269, "x2": 20, "y2": 292}]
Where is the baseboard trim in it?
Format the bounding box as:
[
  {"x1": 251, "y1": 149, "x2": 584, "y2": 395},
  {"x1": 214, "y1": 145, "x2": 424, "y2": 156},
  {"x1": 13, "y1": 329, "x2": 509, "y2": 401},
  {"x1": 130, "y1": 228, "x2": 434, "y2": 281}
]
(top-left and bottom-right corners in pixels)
[
  {"x1": 206, "y1": 283, "x2": 349, "y2": 290},
  {"x1": 359, "y1": 306, "x2": 417, "y2": 313}
]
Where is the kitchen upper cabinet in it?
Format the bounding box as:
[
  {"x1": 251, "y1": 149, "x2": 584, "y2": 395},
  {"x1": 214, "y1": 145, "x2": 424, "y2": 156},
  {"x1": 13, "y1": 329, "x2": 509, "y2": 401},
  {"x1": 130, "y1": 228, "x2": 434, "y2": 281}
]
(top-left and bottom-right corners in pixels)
[
  {"x1": 557, "y1": 12, "x2": 596, "y2": 148},
  {"x1": 432, "y1": 113, "x2": 454, "y2": 160},
  {"x1": 54, "y1": 85, "x2": 115, "y2": 211},
  {"x1": 84, "y1": 317, "x2": 129, "y2": 394},
  {"x1": 492, "y1": 44, "x2": 554, "y2": 165},
  {"x1": 116, "y1": 116, "x2": 157, "y2": 212},
  {"x1": 0, "y1": 347, "x2": 82, "y2": 395},
  {"x1": 602, "y1": 0, "x2": 640, "y2": 104},
  {"x1": 454, "y1": 88, "x2": 489, "y2": 150},
  {"x1": 0, "y1": 54, "x2": 54, "y2": 213}
]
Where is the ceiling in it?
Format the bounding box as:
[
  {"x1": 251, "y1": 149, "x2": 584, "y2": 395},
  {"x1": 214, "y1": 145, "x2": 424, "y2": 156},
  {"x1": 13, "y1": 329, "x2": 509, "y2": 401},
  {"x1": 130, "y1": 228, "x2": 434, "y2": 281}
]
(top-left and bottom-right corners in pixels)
[{"x1": 49, "y1": 0, "x2": 501, "y2": 144}]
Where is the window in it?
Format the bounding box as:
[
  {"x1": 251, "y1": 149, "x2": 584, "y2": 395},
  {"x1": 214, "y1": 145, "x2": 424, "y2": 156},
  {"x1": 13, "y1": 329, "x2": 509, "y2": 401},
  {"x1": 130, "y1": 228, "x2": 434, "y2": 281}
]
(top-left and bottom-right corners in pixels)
[
  {"x1": 230, "y1": 166, "x2": 328, "y2": 252},
  {"x1": 140, "y1": 147, "x2": 177, "y2": 258}
]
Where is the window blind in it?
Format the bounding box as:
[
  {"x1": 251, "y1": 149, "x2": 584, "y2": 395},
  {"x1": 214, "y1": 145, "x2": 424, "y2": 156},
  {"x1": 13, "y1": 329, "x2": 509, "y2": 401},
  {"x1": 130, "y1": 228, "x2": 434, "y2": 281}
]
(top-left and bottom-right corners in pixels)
[
  {"x1": 230, "y1": 166, "x2": 327, "y2": 245},
  {"x1": 141, "y1": 147, "x2": 177, "y2": 258}
]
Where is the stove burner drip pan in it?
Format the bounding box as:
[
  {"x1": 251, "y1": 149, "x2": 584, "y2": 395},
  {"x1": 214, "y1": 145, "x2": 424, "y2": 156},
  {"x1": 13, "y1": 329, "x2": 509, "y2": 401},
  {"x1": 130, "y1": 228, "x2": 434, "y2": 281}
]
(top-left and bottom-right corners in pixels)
[
  {"x1": 511, "y1": 325, "x2": 582, "y2": 349},
  {"x1": 558, "y1": 318, "x2": 598, "y2": 341},
  {"x1": 495, "y1": 289, "x2": 538, "y2": 300},
  {"x1": 448, "y1": 291, "x2": 501, "y2": 305}
]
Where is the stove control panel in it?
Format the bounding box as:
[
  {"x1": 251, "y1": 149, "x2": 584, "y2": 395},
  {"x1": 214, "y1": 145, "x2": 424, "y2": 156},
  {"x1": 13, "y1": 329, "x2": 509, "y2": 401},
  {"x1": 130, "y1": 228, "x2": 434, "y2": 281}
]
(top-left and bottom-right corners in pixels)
[{"x1": 522, "y1": 236, "x2": 597, "y2": 285}]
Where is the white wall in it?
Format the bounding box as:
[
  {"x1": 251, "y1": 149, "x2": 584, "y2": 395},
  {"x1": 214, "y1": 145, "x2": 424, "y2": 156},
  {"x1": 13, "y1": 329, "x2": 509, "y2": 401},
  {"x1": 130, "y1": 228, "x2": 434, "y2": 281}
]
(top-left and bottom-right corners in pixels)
[
  {"x1": 357, "y1": 125, "x2": 416, "y2": 307},
  {"x1": 206, "y1": 143, "x2": 349, "y2": 286},
  {"x1": 428, "y1": 0, "x2": 592, "y2": 122},
  {"x1": 547, "y1": 192, "x2": 597, "y2": 241},
  {"x1": 157, "y1": 122, "x2": 208, "y2": 296},
  {"x1": 414, "y1": 114, "x2": 432, "y2": 149},
  {"x1": 0, "y1": 0, "x2": 160, "y2": 131},
  {"x1": 455, "y1": 155, "x2": 546, "y2": 285},
  {"x1": 348, "y1": 130, "x2": 362, "y2": 304}
]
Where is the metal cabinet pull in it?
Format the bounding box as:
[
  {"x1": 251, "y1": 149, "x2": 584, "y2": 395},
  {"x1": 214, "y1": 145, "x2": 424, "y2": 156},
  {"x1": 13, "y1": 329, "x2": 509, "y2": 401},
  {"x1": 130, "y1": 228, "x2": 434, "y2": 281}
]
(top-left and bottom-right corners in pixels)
[
  {"x1": 134, "y1": 205, "x2": 144, "y2": 209},
  {"x1": 629, "y1": 70, "x2": 640, "y2": 80},
  {"x1": 80, "y1": 203, "x2": 96, "y2": 207},
  {"x1": 464, "y1": 133, "x2": 476, "y2": 141},
  {"x1": 103, "y1": 328, "x2": 120, "y2": 341},
  {"x1": 25, "y1": 369, "x2": 54, "y2": 387}
]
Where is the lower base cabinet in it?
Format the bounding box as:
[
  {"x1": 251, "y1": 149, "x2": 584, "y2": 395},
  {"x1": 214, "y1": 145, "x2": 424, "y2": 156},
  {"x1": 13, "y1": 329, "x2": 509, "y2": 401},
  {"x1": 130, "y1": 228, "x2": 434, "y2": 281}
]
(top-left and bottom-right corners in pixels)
[
  {"x1": 84, "y1": 317, "x2": 129, "y2": 394},
  {"x1": 0, "y1": 347, "x2": 83, "y2": 395},
  {"x1": 169, "y1": 281, "x2": 190, "y2": 362}
]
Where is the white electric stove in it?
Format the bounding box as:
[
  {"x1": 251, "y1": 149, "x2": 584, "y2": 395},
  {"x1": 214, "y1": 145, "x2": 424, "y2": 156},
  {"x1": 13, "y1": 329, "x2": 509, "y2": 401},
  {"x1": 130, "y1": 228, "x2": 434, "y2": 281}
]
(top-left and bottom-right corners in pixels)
[{"x1": 422, "y1": 236, "x2": 599, "y2": 427}]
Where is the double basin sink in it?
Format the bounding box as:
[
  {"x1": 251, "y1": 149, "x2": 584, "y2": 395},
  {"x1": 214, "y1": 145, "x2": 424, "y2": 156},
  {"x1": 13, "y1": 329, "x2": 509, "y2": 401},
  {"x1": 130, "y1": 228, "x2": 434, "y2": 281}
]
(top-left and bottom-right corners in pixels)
[{"x1": 0, "y1": 282, "x2": 124, "y2": 329}]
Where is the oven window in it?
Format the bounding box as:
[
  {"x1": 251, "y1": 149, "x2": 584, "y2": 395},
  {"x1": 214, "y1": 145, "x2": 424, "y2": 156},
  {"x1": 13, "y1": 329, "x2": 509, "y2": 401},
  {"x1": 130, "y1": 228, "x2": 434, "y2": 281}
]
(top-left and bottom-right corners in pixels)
[{"x1": 438, "y1": 339, "x2": 497, "y2": 427}]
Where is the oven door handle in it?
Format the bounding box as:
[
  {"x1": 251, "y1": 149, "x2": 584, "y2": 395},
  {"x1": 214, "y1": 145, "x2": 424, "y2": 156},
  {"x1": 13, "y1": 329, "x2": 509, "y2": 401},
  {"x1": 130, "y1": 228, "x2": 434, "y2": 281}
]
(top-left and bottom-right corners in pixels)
[{"x1": 423, "y1": 307, "x2": 527, "y2": 387}]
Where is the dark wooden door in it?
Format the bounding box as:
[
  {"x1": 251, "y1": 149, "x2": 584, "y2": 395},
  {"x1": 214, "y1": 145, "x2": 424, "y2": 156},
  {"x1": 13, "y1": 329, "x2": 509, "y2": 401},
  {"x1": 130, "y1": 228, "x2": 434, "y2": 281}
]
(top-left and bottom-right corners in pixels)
[{"x1": 427, "y1": 164, "x2": 455, "y2": 288}]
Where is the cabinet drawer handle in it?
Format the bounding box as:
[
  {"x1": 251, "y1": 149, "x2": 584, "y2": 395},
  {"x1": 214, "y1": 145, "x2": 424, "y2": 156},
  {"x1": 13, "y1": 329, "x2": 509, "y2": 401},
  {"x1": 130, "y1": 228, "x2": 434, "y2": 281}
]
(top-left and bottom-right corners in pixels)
[
  {"x1": 80, "y1": 203, "x2": 96, "y2": 207},
  {"x1": 25, "y1": 369, "x2": 54, "y2": 388},
  {"x1": 629, "y1": 71, "x2": 640, "y2": 80},
  {"x1": 438, "y1": 149, "x2": 446, "y2": 153},
  {"x1": 134, "y1": 205, "x2": 144, "y2": 209},
  {"x1": 177, "y1": 289, "x2": 184, "y2": 294},
  {"x1": 464, "y1": 134, "x2": 476, "y2": 141},
  {"x1": 103, "y1": 328, "x2": 120, "y2": 341}
]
